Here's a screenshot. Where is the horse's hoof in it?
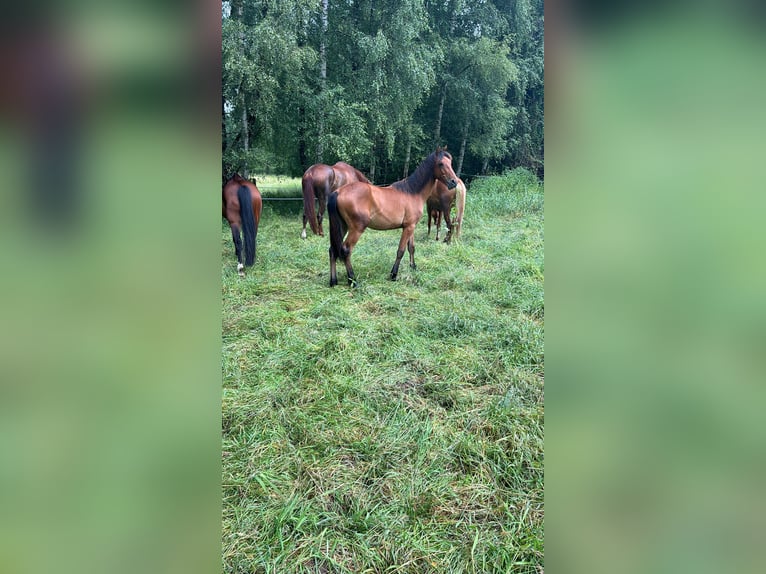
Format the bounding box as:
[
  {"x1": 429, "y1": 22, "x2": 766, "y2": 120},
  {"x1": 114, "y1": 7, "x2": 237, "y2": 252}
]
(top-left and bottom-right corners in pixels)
[
  {"x1": 390, "y1": 274, "x2": 398, "y2": 281},
  {"x1": 301, "y1": 230, "x2": 307, "y2": 239},
  {"x1": 410, "y1": 263, "x2": 416, "y2": 270}
]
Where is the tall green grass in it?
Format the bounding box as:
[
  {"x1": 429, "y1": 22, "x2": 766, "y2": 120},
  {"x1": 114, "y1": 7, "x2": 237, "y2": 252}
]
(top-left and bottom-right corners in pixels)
[
  {"x1": 254, "y1": 175, "x2": 303, "y2": 199},
  {"x1": 222, "y1": 172, "x2": 544, "y2": 573}
]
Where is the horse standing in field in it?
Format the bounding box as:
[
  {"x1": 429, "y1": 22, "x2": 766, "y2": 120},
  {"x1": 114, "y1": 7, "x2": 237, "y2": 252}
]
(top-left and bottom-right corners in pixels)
[
  {"x1": 427, "y1": 177, "x2": 467, "y2": 243},
  {"x1": 328, "y1": 148, "x2": 459, "y2": 287},
  {"x1": 222, "y1": 173, "x2": 262, "y2": 277},
  {"x1": 301, "y1": 161, "x2": 369, "y2": 238}
]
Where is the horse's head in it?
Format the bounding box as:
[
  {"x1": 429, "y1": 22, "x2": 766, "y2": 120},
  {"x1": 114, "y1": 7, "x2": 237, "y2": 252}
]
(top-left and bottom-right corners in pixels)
[{"x1": 434, "y1": 149, "x2": 458, "y2": 190}]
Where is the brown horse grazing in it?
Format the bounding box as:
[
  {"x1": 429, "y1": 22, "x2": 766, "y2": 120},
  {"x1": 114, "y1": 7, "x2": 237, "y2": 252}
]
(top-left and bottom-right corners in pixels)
[
  {"x1": 222, "y1": 173, "x2": 262, "y2": 277},
  {"x1": 427, "y1": 177, "x2": 467, "y2": 242},
  {"x1": 301, "y1": 161, "x2": 369, "y2": 238},
  {"x1": 327, "y1": 148, "x2": 458, "y2": 287}
]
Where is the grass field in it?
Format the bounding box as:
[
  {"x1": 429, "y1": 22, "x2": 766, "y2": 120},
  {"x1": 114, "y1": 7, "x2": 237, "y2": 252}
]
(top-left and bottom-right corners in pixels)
[
  {"x1": 253, "y1": 175, "x2": 304, "y2": 198},
  {"x1": 222, "y1": 170, "x2": 544, "y2": 573}
]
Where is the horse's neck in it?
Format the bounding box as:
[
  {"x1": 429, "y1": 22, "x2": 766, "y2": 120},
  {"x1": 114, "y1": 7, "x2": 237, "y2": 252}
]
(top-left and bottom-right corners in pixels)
[{"x1": 391, "y1": 176, "x2": 437, "y2": 198}]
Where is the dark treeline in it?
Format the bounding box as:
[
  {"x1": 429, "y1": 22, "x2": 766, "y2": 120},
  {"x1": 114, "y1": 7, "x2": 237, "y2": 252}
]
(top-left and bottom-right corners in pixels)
[{"x1": 222, "y1": 0, "x2": 543, "y2": 183}]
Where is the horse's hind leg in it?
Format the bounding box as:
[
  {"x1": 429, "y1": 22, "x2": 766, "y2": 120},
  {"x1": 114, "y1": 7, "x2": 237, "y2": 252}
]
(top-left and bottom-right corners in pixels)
[
  {"x1": 317, "y1": 188, "x2": 327, "y2": 236},
  {"x1": 301, "y1": 213, "x2": 308, "y2": 239},
  {"x1": 435, "y1": 212, "x2": 442, "y2": 241},
  {"x1": 343, "y1": 254, "x2": 357, "y2": 287},
  {"x1": 230, "y1": 224, "x2": 245, "y2": 276},
  {"x1": 329, "y1": 247, "x2": 338, "y2": 287},
  {"x1": 341, "y1": 226, "x2": 363, "y2": 287}
]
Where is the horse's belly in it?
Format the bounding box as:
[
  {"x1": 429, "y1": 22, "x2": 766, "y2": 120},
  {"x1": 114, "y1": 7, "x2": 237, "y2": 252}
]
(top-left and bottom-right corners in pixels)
[{"x1": 368, "y1": 208, "x2": 407, "y2": 230}]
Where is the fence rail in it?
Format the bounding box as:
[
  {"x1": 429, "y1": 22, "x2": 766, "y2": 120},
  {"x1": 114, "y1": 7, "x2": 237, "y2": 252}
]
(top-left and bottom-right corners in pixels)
[{"x1": 256, "y1": 172, "x2": 518, "y2": 201}]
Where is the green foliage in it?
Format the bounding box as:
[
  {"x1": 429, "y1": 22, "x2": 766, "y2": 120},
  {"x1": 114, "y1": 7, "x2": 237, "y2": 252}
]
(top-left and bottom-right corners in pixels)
[
  {"x1": 223, "y1": 0, "x2": 544, "y2": 181},
  {"x1": 469, "y1": 168, "x2": 544, "y2": 219},
  {"x1": 222, "y1": 176, "x2": 544, "y2": 572}
]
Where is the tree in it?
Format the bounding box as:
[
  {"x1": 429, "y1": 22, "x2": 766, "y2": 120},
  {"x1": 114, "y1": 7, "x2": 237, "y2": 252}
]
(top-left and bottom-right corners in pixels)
[{"x1": 221, "y1": 0, "x2": 544, "y2": 180}]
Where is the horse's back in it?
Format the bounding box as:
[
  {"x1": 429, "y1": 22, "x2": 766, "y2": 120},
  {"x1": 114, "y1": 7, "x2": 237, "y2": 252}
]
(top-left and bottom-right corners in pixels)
[
  {"x1": 332, "y1": 162, "x2": 369, "y2": 187},
  {"x1": 335, "y1": 181, "x2": 370, "y2": 203},
  {"x1": 337, "y1": 182, "x2": 422, "y2": 230}
]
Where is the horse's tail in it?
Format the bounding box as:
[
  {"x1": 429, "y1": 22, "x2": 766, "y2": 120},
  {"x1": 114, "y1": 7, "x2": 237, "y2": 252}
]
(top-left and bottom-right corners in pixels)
[
  {"x1": 454, "y1": 179, "x2": 466, "y2": 240},
  {"x1": 327, "y1": 191, "x2": 348, "y2": 261},
  {"x1": 302, "y1": 174, "x2": 320, "y2": 235},
  {"x1": 238, "y1": 185, "x2": 256, "y2": 266}
]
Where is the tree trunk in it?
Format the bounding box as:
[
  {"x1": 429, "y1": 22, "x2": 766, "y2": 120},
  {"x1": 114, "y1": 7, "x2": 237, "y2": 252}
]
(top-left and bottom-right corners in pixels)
[
  {"x1": 222, "y1": 93, "x2": 227, "y2": 157},
  {"x1": 370, "y1": 138, "x2": 377, "y2": 182},
  {"x1": 433, "y1": 83, "x2": 446, "y2": 145},
  {"x1": 457, "y1": 119, "x2": 468, "y2": 177},
  {"x1": 298, "y1": 105, "x2": 308, "y2": 172},
  {"x1": 403, "y1": 137, "x2": 411, "y2": 178},
  {"x1": 316, "y1": 0, "x2": 329, "y2": 163},
  {"x1": 241, "y1": 98, "x2": 249, "y2": 178},
  {"x1": 237, "y1": 2, "x2": 249, "y2": 178}
]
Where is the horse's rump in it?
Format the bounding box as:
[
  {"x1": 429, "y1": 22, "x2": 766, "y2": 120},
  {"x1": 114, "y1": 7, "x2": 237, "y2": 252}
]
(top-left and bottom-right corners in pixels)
[{"x1": 302, "y1": 164, "x2": 334, "y2": 235}]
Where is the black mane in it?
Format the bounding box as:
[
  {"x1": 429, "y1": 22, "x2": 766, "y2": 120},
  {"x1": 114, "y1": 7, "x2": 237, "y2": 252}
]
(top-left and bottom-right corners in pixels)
[{"x1": 392, "y1": 150, "x2": 451, "y2": 195}]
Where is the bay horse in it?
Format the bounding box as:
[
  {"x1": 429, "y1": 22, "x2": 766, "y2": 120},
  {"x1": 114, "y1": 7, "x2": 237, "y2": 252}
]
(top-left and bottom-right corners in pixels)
[
  {"x1": 327, "y1": 148, "x2": 458, "y2": 287},
  {"x1": 301, "y1": 161, "x2": 369, "y2": 238},
  {"x1": 427, "y1": 177, "x2": 466, "y2": 242},
  {"x1": 222, "y1": 173, "x2": 262, "y2": 277}
]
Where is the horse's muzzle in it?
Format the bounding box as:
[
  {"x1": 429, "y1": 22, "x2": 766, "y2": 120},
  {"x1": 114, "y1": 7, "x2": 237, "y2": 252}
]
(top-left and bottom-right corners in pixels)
[{"x1": 446, "y1": 179, "x2": 458, "y2": 190}]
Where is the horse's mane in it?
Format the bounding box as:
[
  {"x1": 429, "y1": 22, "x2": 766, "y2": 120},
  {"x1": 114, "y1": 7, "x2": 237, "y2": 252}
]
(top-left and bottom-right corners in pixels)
[{"x1": 392, "y1": 150, "x2": 451, "y2": 195}]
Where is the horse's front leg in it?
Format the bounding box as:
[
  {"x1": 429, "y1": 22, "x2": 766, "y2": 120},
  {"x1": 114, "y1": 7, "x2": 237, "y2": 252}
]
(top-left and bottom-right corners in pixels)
[
  {"x1": 443, "y1": 209, "x2": 453, "y2": 244},
  {"x1": 390, "y1": 226, "x2": 415, "y2": 280},
  {"x1": 407, "y1": 236, "x2": 416, "y2": 269},
  {"x1": 441, "y1": 196, "x2": 454, "y2": 243}
]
